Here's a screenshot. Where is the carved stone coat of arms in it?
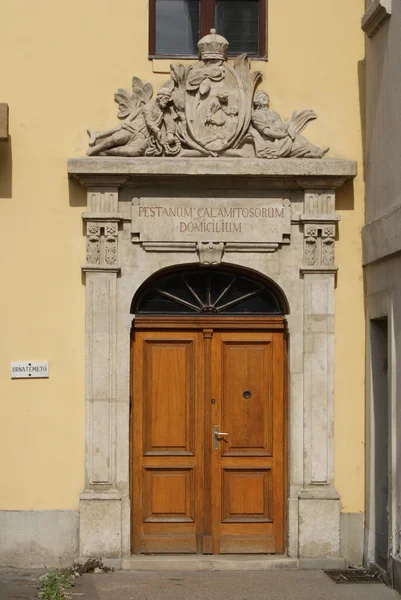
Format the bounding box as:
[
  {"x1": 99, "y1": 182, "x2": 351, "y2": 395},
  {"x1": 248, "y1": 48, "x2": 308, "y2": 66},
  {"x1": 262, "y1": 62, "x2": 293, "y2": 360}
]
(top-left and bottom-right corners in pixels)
[{"x1": 87, "y1": 29, "x2": 329, "y2": 160}]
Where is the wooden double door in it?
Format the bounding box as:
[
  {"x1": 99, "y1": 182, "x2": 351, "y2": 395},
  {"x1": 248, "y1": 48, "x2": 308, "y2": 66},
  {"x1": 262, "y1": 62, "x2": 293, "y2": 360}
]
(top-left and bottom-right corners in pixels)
[{"x1": 131, "y1": 317, "x2": 286, "y2": 554}]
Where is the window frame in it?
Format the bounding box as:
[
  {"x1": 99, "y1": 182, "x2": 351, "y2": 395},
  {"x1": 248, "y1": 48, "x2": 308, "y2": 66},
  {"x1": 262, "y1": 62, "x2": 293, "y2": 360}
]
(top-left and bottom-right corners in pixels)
[{"x1": 148, "y1": 0, "x2": 267, "y2": 60}]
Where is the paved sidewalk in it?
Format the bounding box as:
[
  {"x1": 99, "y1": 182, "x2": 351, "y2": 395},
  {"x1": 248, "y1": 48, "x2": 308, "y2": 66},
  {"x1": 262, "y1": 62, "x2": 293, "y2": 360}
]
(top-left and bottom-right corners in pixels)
[{"x1": 1, "y1": 567, "x2": 399, "y2": 600}]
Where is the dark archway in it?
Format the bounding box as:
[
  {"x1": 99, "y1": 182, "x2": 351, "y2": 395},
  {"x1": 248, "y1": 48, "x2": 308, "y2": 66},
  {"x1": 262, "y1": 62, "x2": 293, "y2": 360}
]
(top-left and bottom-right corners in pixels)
[{"x1": 131, "y1": 265, "x2": 289, "y2": 315}]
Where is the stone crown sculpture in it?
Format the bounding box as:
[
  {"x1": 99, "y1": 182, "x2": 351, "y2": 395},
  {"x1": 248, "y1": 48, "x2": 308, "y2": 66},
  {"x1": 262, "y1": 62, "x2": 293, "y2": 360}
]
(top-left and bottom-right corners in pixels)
[
  {"x1": 86, "y1": 30, "x2": 329, "y2": 160},
  {"x1": 197, "y1": 28, "x2": 229, "y2": 60}
]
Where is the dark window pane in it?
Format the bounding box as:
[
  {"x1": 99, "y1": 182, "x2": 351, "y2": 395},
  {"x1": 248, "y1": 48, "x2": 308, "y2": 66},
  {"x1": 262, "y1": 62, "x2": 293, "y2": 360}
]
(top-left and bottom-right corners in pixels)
[
  {"x1": 135, "y1": 268, "x2": 283, "y2": 315},
  {"x1": 215, "y1": 0, "x2": 259, "y2": 55},
  {"x1": 155, "y1": 0, "x2": 200, "y2": 55}
]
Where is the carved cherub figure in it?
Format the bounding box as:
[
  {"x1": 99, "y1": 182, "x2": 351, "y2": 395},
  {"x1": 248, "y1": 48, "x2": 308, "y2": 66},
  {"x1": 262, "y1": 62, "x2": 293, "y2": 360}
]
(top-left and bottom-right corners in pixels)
[
  {"x1": 142, "y1": 83, "x2": 181, "y2": 156},
  {"x1": 86, "y1": 78, "x2": 152, "y2": 157},
  {"x1": 205, "y1": 91, "x2": 238, "y2": 126},
  {"x1": 250, "y1": 90, "x2": 329, "y2": 159}
]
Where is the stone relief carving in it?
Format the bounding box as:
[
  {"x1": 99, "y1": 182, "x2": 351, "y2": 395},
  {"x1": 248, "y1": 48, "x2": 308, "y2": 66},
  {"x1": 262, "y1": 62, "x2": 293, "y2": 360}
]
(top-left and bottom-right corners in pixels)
[
  {"x1": 304, "y1": 229, "x2": 318, "y2": 267},
  {"x1": 86, "y1": 236, "x2": 100, "y2": 265},
  {"x1": 250, "y1": 92, "x2": 329, "y2": 159},
  {"x1": 105, "y1": 236, "x2": 118, "y2": 265},
  {"x1": 86, "y1": 223, "x2": 101, "y2": 265},
  {"x1": 85, "y1": 221, "x2": 119, "y2": 266},
  {"x1": 86, "y1": 30, "x2": 329, "y2": 159},
  {"x1": 197, "y1": 241, "x2": 225, "y2": 265},
  {"x1": 303, "y1": 223, "x2": 336, "y2": 267},
  {"x1": 322, "y1": 225, "x2": 336, "y2": 266}
]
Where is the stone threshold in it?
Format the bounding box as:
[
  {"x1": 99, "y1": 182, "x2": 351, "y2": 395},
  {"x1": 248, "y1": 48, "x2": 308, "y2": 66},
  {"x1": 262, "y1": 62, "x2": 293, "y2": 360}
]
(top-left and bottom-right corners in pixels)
[
  {"x1": 121, "y1": 555, "x2": 347, "y2": 571},
  {"x1": 122, "y1": 555, "x2": 299, "y2": 571}
]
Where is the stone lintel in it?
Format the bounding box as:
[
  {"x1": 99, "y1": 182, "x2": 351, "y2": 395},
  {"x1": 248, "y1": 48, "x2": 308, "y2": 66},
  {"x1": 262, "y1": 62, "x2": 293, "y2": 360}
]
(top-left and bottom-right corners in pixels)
[
  {"x1": 68, "y1": 157, "x2": 357, "y2": 189},
  {"x1": 82, "y1": 264, "x2": 121, "y2": 273},
  {"x1": 300, "y1": 267, "x2": 338, "y2": 275},
  {"x1": 362, "y1": 0, "x2": 391, "y2": 37},
  {"x1": 82, "y1": 212, "x2": 123, "y2": 222},
  {"x1": 300, "y1": 215, "x2": 340, "y2": 223}
]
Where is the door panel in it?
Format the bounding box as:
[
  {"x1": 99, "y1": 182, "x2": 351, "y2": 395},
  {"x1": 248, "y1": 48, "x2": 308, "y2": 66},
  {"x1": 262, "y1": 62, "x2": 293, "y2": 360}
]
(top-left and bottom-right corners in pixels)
[
  {"x1": 222, "y1": 468, "x2": 272, "y2": 522},
  {"x1": 143, "y1": 340, "x2": 195, "y2": 455},
  {"x1": 221, "y1": 341, "x2": 272, "y2": 455},
  {"x1": 132, "y1": 330, "x2": 204, "y2": 554},
  {"x1": 131, "y1": 324, "x2": 285, "y2": 555},
  {"x1": 211, "y1": 331, "x2": 285, "y2": 554}
]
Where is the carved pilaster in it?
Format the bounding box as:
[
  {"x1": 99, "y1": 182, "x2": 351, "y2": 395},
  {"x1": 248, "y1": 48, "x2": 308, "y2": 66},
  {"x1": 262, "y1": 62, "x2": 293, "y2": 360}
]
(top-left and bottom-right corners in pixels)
[
  {"x1": 79, "y1": 186, "x2": 124, "y2": 561},
  {"x1": 298, "y1": 188, "x2": 341, "y2": 561}
]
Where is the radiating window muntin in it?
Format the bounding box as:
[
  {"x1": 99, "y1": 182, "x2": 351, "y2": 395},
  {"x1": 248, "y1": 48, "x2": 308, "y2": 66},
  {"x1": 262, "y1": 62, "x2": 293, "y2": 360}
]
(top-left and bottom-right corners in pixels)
[{"x1": 135, "y1": 269, "x2": 283, "y2": 315}]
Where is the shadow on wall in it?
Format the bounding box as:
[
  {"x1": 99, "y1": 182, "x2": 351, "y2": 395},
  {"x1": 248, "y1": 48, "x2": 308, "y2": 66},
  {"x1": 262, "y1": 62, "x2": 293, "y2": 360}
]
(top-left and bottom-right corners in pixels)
[
  {"x1": 358, "y1": 59, "x2": 366, "y2": 179},
  {"x1": 336, "y1": 179, "x2": 355, "y2": 214},
  {"x1": 0, "y1": 136, "x2": 12, "y2": 198},
  {"x1": 334, "y1": 179, "x2": 356, "y2": 290},
  {"x1": 68, "y1": 176, "x2": 86, "y2": 208},
  {"x1": 68, "y1": 176, "x2": 87, "y2": 288}
]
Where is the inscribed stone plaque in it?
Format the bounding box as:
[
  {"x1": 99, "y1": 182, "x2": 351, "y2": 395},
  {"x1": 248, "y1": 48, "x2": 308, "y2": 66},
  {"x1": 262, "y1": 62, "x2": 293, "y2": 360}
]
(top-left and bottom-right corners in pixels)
[
  {"x1": 0, "y1": 104, "x2": 9, "y2": 140},
  {"x1": 132, "y1": 197, "x2": 291, "y2": 243}
]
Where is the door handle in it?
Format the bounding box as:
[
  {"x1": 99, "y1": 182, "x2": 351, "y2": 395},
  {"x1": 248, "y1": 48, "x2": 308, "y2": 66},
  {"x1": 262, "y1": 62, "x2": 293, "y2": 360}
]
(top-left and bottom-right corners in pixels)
[{"x1": 214, "y1": 424, "x2": 228, "y2": 450}]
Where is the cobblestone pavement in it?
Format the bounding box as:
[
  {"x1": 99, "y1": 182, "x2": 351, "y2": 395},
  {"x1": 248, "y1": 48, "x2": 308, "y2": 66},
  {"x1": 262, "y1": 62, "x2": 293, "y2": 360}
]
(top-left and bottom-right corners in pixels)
[{"x1": 0, "y1": 567, "x2": 399, "y2": 600}]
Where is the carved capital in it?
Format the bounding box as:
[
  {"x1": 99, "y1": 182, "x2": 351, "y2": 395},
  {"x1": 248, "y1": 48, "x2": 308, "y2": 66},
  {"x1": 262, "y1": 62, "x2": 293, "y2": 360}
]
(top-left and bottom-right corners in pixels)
[
  {"x1": 197, "y1": 242, "x2": 225, "y2": 265},
  {"x1": 303, "y1": 222, "x2": 337, "y2": 269},
  {"x1": 84, "y1": 221, "x2": 119, "y2": 270}
]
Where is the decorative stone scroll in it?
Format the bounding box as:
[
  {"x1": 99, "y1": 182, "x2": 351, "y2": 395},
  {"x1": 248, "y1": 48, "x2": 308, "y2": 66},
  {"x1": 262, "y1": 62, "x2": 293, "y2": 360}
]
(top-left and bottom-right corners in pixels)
[{"x1": 86, "y1": 30, "x2": 329, "y2": 160}]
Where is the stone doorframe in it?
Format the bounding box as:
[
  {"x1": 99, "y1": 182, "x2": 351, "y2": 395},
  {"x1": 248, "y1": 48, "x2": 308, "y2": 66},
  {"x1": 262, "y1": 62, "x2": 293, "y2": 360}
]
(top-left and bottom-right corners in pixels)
[{"x1": 68, "y1": 157, "x2": 357, "y2": 567}]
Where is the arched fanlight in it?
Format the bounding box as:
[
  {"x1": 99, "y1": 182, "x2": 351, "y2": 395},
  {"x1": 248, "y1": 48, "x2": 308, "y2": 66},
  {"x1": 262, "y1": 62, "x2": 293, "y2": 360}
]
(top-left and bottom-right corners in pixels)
[{"x1": 134, "y1": 268, "x2": 284, "y2": 315}]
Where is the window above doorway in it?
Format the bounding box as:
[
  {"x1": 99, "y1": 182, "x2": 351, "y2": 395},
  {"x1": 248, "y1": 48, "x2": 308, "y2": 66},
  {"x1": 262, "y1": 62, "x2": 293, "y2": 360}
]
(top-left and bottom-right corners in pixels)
[
  {"x1": 149, "y1": 0, "x2": 267, "y2": 59},
  {"x1": 134, "y1": 268, "x2": 283, "y2": 315}
]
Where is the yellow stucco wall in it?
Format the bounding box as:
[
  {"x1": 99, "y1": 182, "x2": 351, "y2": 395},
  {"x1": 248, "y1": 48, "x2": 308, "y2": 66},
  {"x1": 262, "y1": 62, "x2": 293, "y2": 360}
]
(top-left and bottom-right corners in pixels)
[{"x1": 0, "y1": 1, "x2": 365, "y2": 512}]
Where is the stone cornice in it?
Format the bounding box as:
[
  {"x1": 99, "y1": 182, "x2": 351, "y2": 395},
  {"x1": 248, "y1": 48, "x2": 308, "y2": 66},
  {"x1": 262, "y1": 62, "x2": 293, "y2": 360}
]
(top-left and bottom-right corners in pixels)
[
  {"x1": 68, "y1": 157, "x2": 357, "y2": 189},
  {"x1": 362, "y1": 0, "x2": 392, "y2": 37}
]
